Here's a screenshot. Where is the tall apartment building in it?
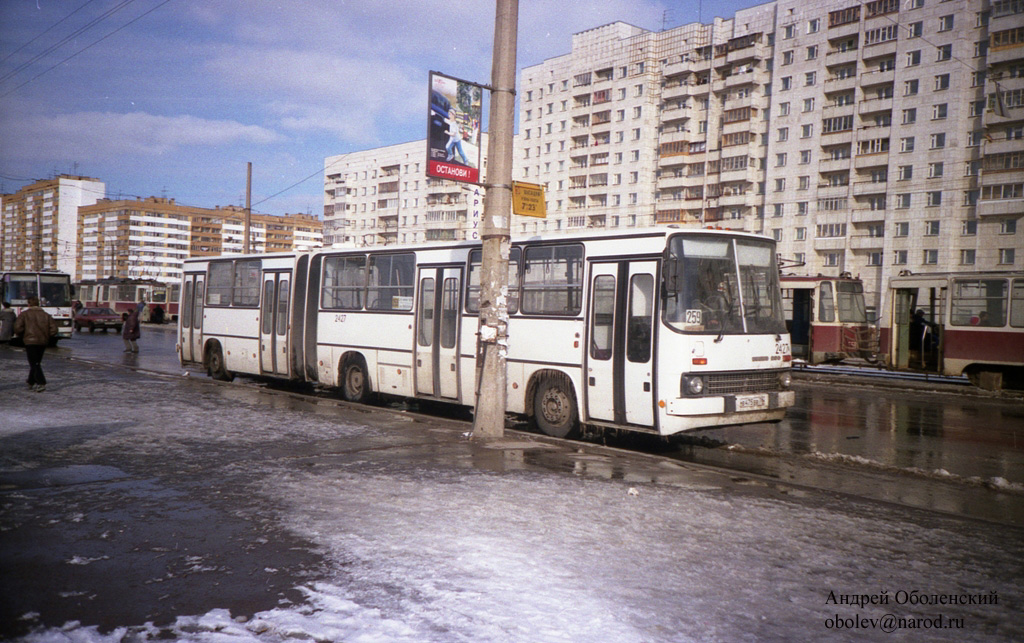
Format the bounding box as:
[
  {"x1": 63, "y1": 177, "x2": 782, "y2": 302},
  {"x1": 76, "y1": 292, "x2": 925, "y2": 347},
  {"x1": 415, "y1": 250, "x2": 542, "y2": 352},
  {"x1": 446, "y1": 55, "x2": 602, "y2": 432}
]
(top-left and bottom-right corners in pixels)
[
  {"x1": 324, "y1": 1, "x2": 1022, "y2": 311},
  {"x1": 77, "y1": 197, "x2": 322, "y2": 284},
  {"x1": 0, "y1": 175, "x2": 105, "y2": 275},
  {"x1": 767, "y1": 0, "x2": 1022, "y2": 314},
  {"x1": 323, "y1": 138, "x2": 488, "y2": 247}
]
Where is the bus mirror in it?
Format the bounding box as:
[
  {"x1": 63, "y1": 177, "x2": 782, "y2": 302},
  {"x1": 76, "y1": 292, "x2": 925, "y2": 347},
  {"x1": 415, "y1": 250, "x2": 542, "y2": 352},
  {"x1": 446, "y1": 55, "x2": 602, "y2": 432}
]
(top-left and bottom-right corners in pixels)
[{"x1": 663, "y1": 257, "x2": 680, "y2": 298}]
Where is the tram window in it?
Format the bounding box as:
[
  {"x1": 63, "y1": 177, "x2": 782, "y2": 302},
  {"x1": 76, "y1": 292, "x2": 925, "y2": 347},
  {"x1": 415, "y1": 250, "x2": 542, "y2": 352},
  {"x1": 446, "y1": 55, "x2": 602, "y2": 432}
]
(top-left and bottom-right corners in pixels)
[
  {"x1": 322, "y1": 255, "x2": 366, "y2": 310},
  {"x1": 521, "y1": 244, "x2": 584, "y2": 315},
  {"x1": 818, "y1": 281, "x2": 836, "y2": 322},
  {"x1": 837, "y1": 281, "x2": 867, "y2": 323},
  {"x1": 466, "y1": 248, "x2": 521, "y2": 314},
  {"x1": 951, "y1": 279, "x2": 1007, "y2": 326},
  {"x1": 627, "y1": 274, "x2": 654, "y2": 363},
  {"x1": 367, "y1": 253, "x2": 414, "y2": 311},
  {"x1": 233, "y1": 260, "x2": 262, "y2": 307},
  {"x1": 590, "y1": 275, "x2": 615, "y2": 360},
  {"x1": 1012, "y1": 280, "x2": 1024, "y2": 328}
]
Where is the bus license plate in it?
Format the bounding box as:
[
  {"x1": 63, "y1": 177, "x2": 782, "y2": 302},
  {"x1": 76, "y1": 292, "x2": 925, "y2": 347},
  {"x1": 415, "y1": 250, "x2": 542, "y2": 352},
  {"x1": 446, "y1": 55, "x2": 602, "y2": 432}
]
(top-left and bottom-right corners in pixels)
[{"x1": 736, "y1": 393, "x2": 768, "y2": 410}]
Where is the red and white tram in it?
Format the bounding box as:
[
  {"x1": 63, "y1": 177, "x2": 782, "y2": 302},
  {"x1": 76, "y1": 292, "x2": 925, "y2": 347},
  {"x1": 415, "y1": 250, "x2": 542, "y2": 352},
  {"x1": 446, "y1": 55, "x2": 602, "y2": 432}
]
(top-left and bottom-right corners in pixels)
[
  {"x1": 75, "y1": 277, "x2": 180, "y2": 322},
  {"x1": 880, "y1": 271, "x2": 1024, "y2": 389},
  {"x1": 781, "y1": 274, "x2": 877, "y2": 365}
]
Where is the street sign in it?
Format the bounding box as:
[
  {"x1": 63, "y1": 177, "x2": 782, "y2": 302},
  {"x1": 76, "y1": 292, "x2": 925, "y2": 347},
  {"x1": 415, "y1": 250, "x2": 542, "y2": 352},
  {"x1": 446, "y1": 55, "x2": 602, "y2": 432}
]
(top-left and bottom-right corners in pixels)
[{"x1": 512, "y1": 181, "x2": 546, "y2": 218}]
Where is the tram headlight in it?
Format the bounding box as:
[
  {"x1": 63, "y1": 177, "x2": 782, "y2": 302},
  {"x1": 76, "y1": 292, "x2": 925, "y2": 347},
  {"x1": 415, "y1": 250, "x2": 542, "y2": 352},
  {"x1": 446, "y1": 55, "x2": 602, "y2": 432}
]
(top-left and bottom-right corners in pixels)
[
  {"x1": 779, "y1": 371, "x2": 792, "y2": 389},
  {"x1": 682, "y1": 375, "x2": 705, "y2": 396}
]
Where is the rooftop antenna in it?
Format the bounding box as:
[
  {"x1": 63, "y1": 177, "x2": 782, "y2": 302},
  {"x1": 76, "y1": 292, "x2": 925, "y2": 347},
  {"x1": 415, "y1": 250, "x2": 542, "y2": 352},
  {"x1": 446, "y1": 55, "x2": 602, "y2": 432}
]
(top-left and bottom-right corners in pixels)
[{"x1": 662, "y1": 10, "x2": 674, "y2": 31}]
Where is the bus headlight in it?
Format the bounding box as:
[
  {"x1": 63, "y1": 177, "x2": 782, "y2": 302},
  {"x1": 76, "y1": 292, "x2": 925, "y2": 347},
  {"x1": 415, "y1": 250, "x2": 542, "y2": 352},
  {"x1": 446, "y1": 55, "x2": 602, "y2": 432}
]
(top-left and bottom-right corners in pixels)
[
  {"x1": 682, "y1": 375, "x2": 705, "y2": 396},
  {"x1": 779, "y1": 371, "x2": 792, "y2": 388}
]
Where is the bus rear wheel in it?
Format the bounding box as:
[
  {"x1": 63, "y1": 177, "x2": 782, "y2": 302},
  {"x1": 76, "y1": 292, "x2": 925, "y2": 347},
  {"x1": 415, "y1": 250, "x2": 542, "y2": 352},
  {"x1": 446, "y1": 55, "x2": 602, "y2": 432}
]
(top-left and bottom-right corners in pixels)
[
  {"x1": 533, "y1": 376, "x2": 579, "y2": 439},
  {"x1": 341, "y1": 356, "x2": 371, "y2": 403}
]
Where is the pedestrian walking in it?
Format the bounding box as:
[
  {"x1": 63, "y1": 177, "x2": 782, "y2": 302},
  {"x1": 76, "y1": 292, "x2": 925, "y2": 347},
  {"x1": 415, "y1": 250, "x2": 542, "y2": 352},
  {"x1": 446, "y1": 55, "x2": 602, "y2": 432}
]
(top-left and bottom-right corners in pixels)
[
  {"x1": 122, "y1": 308, "x2": 140, "y2": 353},
  {"x1": 12, "y1": 296, "x2": 57, "y2": 392},
  {"x1": 1, "y1": 301, "x2": 16, "y2": 344}
]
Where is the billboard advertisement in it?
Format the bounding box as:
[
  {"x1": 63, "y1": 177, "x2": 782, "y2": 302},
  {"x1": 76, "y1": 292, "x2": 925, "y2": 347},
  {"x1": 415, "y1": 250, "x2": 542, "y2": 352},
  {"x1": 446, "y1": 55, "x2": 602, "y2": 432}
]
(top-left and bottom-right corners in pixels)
[{"x1": 427, "y1": 71, "x2": 483, "y2": 184}]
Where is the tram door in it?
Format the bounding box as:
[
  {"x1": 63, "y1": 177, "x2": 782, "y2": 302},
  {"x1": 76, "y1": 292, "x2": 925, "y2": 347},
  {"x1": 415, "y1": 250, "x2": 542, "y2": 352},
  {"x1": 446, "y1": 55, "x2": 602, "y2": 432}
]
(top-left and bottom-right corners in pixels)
[
  {"x1": 892, "y1": 288, "x2": 914, "y2": 369},
  {"x1": 586, "y1": 261, "x2": 657, "y2": 427},
  {"x1": 260, "y1": 271, "x2": 291, "y2": 377},
  {"x1": 179, "y1": 273, "x2": 204, "y2": 364},
  {"x1": 415, "y1": 266, "x2": 462, "y2": 400}
]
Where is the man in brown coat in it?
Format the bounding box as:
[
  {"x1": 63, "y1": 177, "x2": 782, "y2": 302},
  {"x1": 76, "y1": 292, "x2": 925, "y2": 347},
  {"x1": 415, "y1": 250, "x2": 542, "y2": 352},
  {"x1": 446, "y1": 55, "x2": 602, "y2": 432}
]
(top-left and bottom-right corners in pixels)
[{"x1": 13, "y1": 296, "x2": 58, "y2": 392}]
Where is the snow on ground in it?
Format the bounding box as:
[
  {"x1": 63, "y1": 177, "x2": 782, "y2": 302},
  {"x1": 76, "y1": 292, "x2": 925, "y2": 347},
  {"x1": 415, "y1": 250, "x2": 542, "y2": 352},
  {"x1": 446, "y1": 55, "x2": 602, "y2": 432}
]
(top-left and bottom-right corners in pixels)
[{"x1": 4, "y1": 357, "x2": 1024, "y2": 642}]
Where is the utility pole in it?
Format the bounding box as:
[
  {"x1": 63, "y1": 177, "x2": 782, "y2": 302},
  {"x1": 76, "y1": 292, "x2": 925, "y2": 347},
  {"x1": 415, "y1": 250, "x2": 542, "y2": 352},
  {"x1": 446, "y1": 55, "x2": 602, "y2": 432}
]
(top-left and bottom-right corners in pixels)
[
  {"x1": 244, "y1": 162, "x2": 252, "y2": 254},
  {"x1": 472, "y1": 0, "x2": 518, "y2": 439}
]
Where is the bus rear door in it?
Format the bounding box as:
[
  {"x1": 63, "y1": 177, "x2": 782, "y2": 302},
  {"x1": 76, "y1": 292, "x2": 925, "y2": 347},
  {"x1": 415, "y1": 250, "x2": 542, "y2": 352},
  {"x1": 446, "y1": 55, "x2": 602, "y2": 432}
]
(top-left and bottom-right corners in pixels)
[
  {"x1": 415, "y1": 266, "x2": 462, "y2": 400},
  {"x1": 260, "y1": 271, "x2": 291, "y2": 377},
  {"x1": 586, "y1": 260, "x2": 657, "y2": 428}
]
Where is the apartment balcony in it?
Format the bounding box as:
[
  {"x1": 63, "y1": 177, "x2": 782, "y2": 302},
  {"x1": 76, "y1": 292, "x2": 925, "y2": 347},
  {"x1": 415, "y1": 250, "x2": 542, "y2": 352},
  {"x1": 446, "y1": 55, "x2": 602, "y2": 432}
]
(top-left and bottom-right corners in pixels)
[
  {"x1": 982, "y1": 135, "x2": 1024, "y2": 156},
  {"x1": 723, "y1": 94, "x2": 756, "y2": 111},
  {"x1": 859, "y1": 97, "x2": 892, "y2": 114},
  {"x1": 813, "y1": 237, "x2": 848, "y2": 251},
  {"x1": 860, "y1": 70, "x2": 895, "y2": 89},
  {"x1": 664, "y1": 57, "x2": 702, "y2": 76},
  {"x1": 824, "y1": 76, "x2": 858, "y2": 92},
  {"x1": 853, "y1": 181, "x2": 887, "y2": 196},
  {"x1": 660, "y1": 130, "x2": 691, "y2": 145},
  {"x1": 726, "y1": 42, "x2": 769, "y2": 65},
  {"x1": 854, "y1": 152, "x2": 889, "y2": 169},
  {"x1": 979, "y1": 199, "x2": 1024, "y2": 217},
  {"x1": 724, "y1": 71, "x2": 757, "y2": 89},
  {"x1": 849, "y1": 235, "x2": 885, "y2": 250},
  {"x1": 818, "y1": 157, "x2": 853, "y2": 173},
  {"x1": 817, "y1": 185, "x2": 850, "y2": 198},
  {"x1": 661, "y1": 102, "x2": 693, "y2": 123},
  {"x1": 822, "y1": 103, "x2": 856, "y2": 118},
  {"x1": 851, "y1": 208, "x2": 886, "y2": 223},
  {"x1": 988, "y1": 44, "x2": 1024, "y2": 66},
  {"x1": 662, "y1": 82, "x2": 693, "y2": 101},
  {"x1": 718, "y1": 192, "x2": 753, "y2": 207},
  {"x1": 862, "y1": 40, "x2": 897, "y2": 58},
  {"x1": 825, "y1": 48, "x2": 859, "y2": 66},
  {"x1": 828, "y1": 21, "x2": 861, "y2": 39},
  {"x1": 657, "y1": 173, "x2": 691, "y2": 190}
]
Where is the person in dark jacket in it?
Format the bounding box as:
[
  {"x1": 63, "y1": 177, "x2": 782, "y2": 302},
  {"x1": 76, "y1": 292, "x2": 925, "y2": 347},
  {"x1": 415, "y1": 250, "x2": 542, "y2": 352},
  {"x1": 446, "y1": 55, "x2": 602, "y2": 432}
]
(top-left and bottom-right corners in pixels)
[
  {"x1": 0, "y1": 301, "x2": 16, "y2": 344},
  {"x1": 13, "y1": 296, "x2": 58, "y2": 392},
  {"x1": 122, "y1": 308, "x2": 141, "y2": 353}
]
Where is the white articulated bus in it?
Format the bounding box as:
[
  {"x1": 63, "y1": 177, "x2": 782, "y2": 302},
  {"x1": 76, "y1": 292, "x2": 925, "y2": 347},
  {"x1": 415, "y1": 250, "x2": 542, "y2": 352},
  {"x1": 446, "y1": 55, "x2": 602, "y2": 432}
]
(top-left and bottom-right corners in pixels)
[
  {"x1": 1, "y1": 270, "x2": 74, "y2": 342},
  {"x1": 177, "y1": 228, "x2": 794, "y2": 437}
]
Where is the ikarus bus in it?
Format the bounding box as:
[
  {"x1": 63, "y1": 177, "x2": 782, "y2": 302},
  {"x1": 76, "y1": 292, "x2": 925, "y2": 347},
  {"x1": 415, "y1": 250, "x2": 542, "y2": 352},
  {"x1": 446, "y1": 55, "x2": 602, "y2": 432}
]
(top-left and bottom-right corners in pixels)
[{"x1": 178, "y1": 228, "x2": 794, "y2": 437}]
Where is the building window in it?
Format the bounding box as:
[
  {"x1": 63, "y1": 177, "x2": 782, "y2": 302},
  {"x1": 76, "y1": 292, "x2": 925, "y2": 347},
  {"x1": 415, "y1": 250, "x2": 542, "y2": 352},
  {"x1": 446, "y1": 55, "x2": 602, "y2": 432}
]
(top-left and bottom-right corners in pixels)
[
  {"x1": 797, "y1": 202, "x2": 808, "y2": 216},
  {"x1": 937, "y1": 44, "x2": 952, "y2": 61},
  {"x1": 824, "y1": 253, "x2": 841, "y2": 267},
  {"x1": 775, "y1": 178, "x2": 786, "y2": 192},
  {"x1": 960, "y1": 249, "x2": 976, "y2": 265},
  {"x1": 999, "y1": 248, "x2": 1016, "y2": 265},
  {"x1": 894, "y1": 250, "x2": 908, "y2": 265},
  {"x1": 779, "y1": 102, "x2": 791, "y2": 116},
  {"x1": 907, "y1": 50, "x2": 921, "y2": 66},
  {"x1": 801, "y1": 124, "x2": 813, "y2": 138},
  {"x1": 903, "y1": 108, "x2": 917, "y2": 124},
  {"x1": 799, "y1": 176, "x2": 810, "y2": 190},
  {"x1": 868, "y1": 252, "x2": 883, "y2": 266},
  {"x1": 781, "y1": 76, "x2": 792, "y2": 91},
  {"x1": 783, "y1": 50, "x2": 794, "y2": 65},
  {"x1": 808, "y1": 18, "x2": 820, "y2": 33},
  {"x1": 1002, "y1": 219, "x2": 1018, "y2": 234},
  {"x1": 930, "y1": 133, "x2": 946, "y2": 149},
  {"x1": 777, "y1": 127, "x2": 789, "y2": 142},
  {"x1": 895, "y1": 221, "x2": 910, "y2": 236},
  {"x1": 923, "y1": 249, "x2": 939, "y2": 265},
  {"x1": 803, "y1": 98, "x2": 815, "y2": 113},
  {"x1": 805, "y1": 71, "x2": 817, "y2": 86},
  {"x1": 929, "y1": 162, "x2": 944, "y2": 178},
  {"x1": 772, "y1": 229, "x2": 783, "y2": 241},
  {"x1": 908, "y1": 22, "x2": 923, "y2": 38},
  {"x1": 896, "y1": 193, "x2": 912, "y2": 208},
  {"x1": 962, "y1": 219, "x2": 978, "y2": 235},
  {"x1": 927, "y1": 191, "x2": 943, "y2": 206},
  {"x1": 796, "y1": 227, "x2": 806, "y2": 240},
  {"x1": 932, "y1": 103, "x2": 947, "y2": 120},
  {"x1": 898, "y1": 165, "x2": 913, "y2": 180},
  {"x1": 776, "y1": 153, "x2": 788, "y2": 167},
  {"x1": 904, "y1": 79, "x2": 919, "y2": 96},
  {"x1": 806, "y1": 45, "x2": 818, "y2": 60},
  {"x1": 934, "y1": 74, "x2": 950, "y2": 91},
  {"x1": 925, "y1": 220, "x2": 940, "y2": 236},
  {"x1": 800, "y1": 150, "x2": 812, "y2": 164},
  {"x1": 938, "y1": 15, "x2": 954, "y2": 31}
]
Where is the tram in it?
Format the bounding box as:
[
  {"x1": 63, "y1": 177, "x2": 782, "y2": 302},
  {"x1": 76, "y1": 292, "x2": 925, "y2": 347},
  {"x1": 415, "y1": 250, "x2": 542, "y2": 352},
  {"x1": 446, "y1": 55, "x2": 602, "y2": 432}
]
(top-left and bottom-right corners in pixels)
[
  {"x1": 177, "y1": 228, "x2": 795, "y2": 437},
  {"x1": 879, "y1": 271, "x2": 1024, "y2": 389},
  {"x1": 781, "y1": 274, "x2": 877, "y2": 364},
  {"x1": 0, "y1": 271, "x2": 75, "y2": 342},
  {"x1": 75, "y1": 277, "x2": 180, "y2": 322}
]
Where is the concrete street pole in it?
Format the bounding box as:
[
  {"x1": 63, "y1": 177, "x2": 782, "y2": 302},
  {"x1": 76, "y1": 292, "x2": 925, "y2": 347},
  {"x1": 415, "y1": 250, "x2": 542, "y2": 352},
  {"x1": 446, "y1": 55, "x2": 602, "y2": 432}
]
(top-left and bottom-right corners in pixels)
[
  {"x1": 472, "y1": 0, "x2": 518, "y2": 439},
  {"x1": 244, "y1": 162, "x2": 252, "y2": 254}
]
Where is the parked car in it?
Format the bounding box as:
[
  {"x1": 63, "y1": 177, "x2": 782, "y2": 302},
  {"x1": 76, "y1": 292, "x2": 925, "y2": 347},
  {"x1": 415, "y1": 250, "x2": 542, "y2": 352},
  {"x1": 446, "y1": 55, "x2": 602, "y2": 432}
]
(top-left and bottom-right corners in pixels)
[{"x1": 74, "y1": 307, "x2": 123, "y2": 333}]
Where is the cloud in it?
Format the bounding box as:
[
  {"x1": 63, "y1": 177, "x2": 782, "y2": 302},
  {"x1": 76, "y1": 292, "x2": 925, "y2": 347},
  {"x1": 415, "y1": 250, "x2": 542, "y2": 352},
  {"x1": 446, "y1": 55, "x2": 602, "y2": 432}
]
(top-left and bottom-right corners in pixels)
[{"x1": 2, "y1": 110, "x2": 282, "y2": 161}]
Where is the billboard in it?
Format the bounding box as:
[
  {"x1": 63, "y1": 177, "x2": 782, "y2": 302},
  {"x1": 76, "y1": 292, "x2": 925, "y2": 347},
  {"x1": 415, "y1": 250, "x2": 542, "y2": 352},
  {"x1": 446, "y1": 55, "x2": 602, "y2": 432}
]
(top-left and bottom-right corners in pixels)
[{"x1": 427, "y1": 71, "x2": 483, "y2": 184}]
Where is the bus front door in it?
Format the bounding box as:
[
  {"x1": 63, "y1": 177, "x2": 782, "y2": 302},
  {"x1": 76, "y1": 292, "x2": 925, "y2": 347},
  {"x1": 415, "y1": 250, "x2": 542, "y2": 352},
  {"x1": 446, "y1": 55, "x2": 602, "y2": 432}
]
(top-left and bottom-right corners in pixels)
[
  {"x1": 179, "y1": 273, "x2": 204, "y2": 365},
  {"x1": 260, "y1": 271, "x2": 291, "y2": 377},
  {"x1": 586, "y1": 261, "x2": 657, "y2": 428},
  {"x1": 415, "y1": 266, "x2": 462, "y2": 400}
]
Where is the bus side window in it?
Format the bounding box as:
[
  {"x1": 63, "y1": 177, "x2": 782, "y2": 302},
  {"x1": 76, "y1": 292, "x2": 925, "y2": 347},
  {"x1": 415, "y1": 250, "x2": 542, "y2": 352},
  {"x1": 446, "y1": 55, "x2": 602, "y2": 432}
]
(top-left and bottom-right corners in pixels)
[{"x1": 818, "y1": 282, "x2": 835, "y2": 323}]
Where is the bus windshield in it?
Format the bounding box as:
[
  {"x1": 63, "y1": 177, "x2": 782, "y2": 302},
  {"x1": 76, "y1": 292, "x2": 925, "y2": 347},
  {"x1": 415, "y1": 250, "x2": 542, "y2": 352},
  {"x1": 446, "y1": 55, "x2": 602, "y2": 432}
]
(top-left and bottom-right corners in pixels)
[
  {"x1": 5, "y1": 274, "x2": 71, "y2": 307},
  {"x1": 663, "y1": 235, "x2": 786, "y2": 335},
  {"x1": 837, "y1": 281, "x2": 867, "y2": 323}
]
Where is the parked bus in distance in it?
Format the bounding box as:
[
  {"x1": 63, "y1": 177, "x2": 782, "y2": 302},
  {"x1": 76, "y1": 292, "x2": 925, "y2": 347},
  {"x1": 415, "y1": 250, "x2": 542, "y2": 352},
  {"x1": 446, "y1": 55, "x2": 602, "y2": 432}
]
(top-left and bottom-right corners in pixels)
[
  {"x1": 178, "y1": 229, "x2": 794, "y2": 437},
  {"x1": 0, "y1": 271, "x2": 74, "y2": 343},
  {"x1": 880, "y1": 271, "x2": 1024, "y2": 390},
  {"x1": 781, "y1": 274, "x2": 878, "y2": 364},
  {"x1": 76, "y1": 277, "x2": 180, "y2": 322}
]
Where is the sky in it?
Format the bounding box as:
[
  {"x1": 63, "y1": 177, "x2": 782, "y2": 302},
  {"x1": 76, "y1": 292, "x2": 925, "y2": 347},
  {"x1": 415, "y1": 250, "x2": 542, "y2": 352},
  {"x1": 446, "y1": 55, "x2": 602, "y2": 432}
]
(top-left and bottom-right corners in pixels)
[{"x1": 0, "y1": 0, "x2": 761, "y2": 217}]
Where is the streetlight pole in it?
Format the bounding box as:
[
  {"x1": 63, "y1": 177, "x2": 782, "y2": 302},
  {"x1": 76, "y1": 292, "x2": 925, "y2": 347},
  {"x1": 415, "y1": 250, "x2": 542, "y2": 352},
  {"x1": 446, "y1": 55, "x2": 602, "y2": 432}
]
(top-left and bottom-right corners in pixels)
[{"x1": 472, "y1": 0, "x2": 518, "y2": 439}]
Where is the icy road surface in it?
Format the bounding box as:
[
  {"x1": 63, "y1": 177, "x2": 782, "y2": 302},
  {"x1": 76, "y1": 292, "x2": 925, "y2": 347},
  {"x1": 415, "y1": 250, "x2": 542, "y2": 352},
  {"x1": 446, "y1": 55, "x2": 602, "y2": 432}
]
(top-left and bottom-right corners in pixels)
[{"x1": 1, "y1": 349, "x2": 1022, "y2": 642}]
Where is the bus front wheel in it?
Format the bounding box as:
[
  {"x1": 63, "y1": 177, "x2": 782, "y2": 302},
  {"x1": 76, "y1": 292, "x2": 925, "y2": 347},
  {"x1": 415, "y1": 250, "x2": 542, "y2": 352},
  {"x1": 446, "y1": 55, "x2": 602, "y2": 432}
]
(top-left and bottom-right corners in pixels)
[
  {"x1": 341, "y1": 356, "x2": 371, "y2": 403},
  {"x1": 208, "y1": 344, "x2": 233, "y2": 382},
  {"x1": 533, "y1": 376, "x2": 580, "y2": 439}
]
